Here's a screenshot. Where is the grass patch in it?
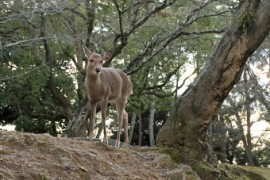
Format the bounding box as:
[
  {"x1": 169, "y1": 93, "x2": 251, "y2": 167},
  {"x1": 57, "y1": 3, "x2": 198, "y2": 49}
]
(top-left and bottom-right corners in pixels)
[
  {"x1": 233, "y1": 165, "x2": 270, "y2": 180},
  {"x1": 158, "y1": 146, "x2": 180, "y2": 163},
  {"x1": 192, "y1": 162, "x2": 267, "y2": 180}
]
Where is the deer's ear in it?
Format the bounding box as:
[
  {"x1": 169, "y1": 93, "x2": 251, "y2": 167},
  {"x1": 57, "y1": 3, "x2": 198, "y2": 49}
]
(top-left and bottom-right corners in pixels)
[
  {"x1": 83, "y1": 45, "x2": 93, "y2": 57},
  {"x1": 102, "y1": 52, "x2": 113, "y2": 61}
]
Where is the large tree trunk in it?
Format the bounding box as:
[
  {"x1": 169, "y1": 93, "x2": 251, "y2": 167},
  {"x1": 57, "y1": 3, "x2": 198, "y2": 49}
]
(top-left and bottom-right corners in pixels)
[{"x1": 157, "y1": 0, "x2": 270, "y2": 162}]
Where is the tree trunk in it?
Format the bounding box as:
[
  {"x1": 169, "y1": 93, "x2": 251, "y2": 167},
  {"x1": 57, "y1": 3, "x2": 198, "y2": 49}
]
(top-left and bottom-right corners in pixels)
[
  {"x1": 247, "y1": 66, "x2": 270, "y2": 114},
  {"x1": 63, "y1": 97, "x2": 88, "y2": 137},
  {"x1": 208, "y1": 121, "x2": 213, "y2": 156},
  {"x1": 40, "y1": 13, "x2": 73, "y2": 122},
  {"x1": 243, "y1": 68, "x2": 255, "y2": 166},
  {"x1": 227, "y1": 96, "x2": 254, "y2": 166},
  {"x1": 156, "y1": 0, "x2": 270, "y2": 162},
  {"x1": 149, "y1": 99, "x2": 155, "y2": 146},
  {"x1": 138, "y1": 113, "x2": 143, "y2": 146},
  {"x1": 129, "y1": 112, "x2": 137, "y2": 144}
]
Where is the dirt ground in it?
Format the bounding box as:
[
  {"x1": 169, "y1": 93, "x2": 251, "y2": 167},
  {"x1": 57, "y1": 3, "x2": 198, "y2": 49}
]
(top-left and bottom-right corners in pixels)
[
  {"x1": 1, "y1": 130, "x2": 269, "y2": 180},
  {"x1": 0, "y1": 130, "x2": 186, "y2": 179}
]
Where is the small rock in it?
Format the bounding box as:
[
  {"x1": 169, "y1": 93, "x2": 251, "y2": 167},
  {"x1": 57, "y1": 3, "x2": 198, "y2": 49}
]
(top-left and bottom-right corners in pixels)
[
  {"x1": 89, "y1": 149, "x2": 99, "y2": 156},
  {"x1": 180, "y1": 164, "x2": 194, "y2": 174},
  {"x1": 166, "y1": 169, "x2": 184, "y2": 180},
  {"x1": 59, "y1": 156, "x2": 73, "y2": 166},
  {"x1": 79, "y1": 166, "x2": 88, "y2": 172}
]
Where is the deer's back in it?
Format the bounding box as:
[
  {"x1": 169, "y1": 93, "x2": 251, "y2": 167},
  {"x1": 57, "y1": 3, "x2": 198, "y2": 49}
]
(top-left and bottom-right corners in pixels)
[
  {"x1": 86, "y1": 68, "x2": 132, "y2": 103},
  {"x1": 102, "y1": 68, "x2": 132, "y2": 97}
]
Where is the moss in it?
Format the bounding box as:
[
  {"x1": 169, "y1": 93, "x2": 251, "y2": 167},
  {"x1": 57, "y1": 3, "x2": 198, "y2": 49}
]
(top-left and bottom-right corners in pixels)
[
  {"x1": 136, "y1": 146, "x2": 159, "y2": 152},
  {"x1": 239, "y1": 11, "x2": 253, "y2": 32},
  {"x1": 158, "y1": 146, "x2": 181, "y2": 163},
  {"x1": 193, "y1": 162, "x2": 224, "y2": 180},
  {"x1": 192, "y1": 162, "x2": 266, "y2": 180},
  {"x1": 0, "y1": 149, "x2": 8, "y2": 155},
  {"x1": 230, "y1": 165, "x2": 267, "y2": 180}
]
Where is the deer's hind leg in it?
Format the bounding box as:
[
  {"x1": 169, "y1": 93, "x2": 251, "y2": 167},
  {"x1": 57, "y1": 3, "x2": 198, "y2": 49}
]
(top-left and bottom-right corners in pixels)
[
  {"x1": 123, "y1": 110, "x2": 129, "y2": 146},
  {"x1": 115, "y1": 99, "x2": 126, "y2": 147}
]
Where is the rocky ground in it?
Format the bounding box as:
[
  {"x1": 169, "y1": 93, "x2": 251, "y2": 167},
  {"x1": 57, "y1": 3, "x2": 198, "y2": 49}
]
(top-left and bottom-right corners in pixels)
[{"x1": 0, "y1": 130, "x2": 200, "y2": 179}]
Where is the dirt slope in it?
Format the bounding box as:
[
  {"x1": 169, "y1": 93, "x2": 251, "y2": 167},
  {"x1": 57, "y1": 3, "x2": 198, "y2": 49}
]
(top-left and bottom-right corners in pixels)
[
  {"x1": 0, "y1": 130, "x2": 197, "y2": 179},
  {"x1": 1, "y1": 130, "x2": 268, "y2": 180}
]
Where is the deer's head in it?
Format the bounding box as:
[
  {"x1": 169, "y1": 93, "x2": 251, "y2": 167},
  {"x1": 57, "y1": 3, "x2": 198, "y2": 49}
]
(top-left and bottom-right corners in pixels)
[{"x1": 84, "y1": 46, "x2": 112, "y2": 75}]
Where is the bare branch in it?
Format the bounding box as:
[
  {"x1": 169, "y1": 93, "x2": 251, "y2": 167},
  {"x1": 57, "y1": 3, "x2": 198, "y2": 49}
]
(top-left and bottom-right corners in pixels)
[
  {"x1": 127, "y1": 0, "x2": 176, "y2": 36},
  {"x1": 104, "y1": 0, "x2": 177, "y2": 67},
  {"x1": 247, "y1": 66, "x2": 270, "y2": 114},
  {"x1": 2, "y1": 37, "x2": 59, "y2": 48},
  {"x1": 185, "y1": 0, "x2": 217, "y2": 24},
  {"x1": 186, "y1": 10, "x2": 230, "y2": 25},
  {"x1": 146, "y1": 62, "x2": 184, "y2": 90}
]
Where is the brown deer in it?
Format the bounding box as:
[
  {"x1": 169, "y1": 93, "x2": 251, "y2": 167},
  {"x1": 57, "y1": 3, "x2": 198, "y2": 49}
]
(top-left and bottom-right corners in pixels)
[{"x1": 84, "y1": 46, "x2": 132, "y2": 147}]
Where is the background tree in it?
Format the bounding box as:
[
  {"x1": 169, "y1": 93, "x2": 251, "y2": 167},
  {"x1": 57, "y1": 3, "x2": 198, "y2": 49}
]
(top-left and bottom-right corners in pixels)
[
  {"x1": 210, "y1": 36, "x2": 270, "y2": 166},
  {"x1": 156, "y1": 0, "x2": 270, "y2": 163}
]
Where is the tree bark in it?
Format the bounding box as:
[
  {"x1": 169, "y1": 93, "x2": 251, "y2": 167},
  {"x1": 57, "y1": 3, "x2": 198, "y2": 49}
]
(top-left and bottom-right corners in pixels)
[
  {"x1": 243, "y1": 68, "x2": 255, "y2": 166},
  {"x1": 138, "y1": 112, "x2": 143, "y2": 146},
  {"x1": 62, "y1": 97, "x2": 88, "y2": 137},
  {"x1": 156, "y1": 0, "x2": 270, "y2": 162},
  {"x1": 149, "y1": 99, "x2": 155, "y2": 146},
  {"x1": 129, "y1": 112, "x2": 136, "y2": 144}
]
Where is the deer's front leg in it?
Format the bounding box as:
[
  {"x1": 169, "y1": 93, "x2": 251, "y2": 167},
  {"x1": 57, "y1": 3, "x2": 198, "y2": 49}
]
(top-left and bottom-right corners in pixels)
[
  {"x1": 89, "y1": 102, "x2": 97, "y2": 139},
  {"x1": 84, "y1": 107, "x2": 90, "y2": 137},
  {"x1": 101, "y1": 100, "x2": 108, "y2": 145}
]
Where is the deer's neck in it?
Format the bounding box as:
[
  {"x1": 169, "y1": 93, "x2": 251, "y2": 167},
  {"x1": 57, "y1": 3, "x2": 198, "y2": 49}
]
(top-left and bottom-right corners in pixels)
[{"x1": 87, "y1": 72, "x2": 102, "y2": 90}]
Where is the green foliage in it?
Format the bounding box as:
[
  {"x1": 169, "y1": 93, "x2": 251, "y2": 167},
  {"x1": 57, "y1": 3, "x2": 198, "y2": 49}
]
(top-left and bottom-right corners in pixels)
[
  {"x1": 15, "y1": 116, "x2": 46, "y2": 134},
  {"x1": 239, "y1": 11, "x2": 253, "y2": 32},
  {"x1": 254, "y1": 141, "x2": 270, "y2": 167}
]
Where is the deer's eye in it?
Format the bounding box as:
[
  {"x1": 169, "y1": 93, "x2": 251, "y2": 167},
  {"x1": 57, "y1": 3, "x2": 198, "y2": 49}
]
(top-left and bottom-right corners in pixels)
[
  {"x1": 100, "y1": 61, "x2": 103, "y2": 64},
  {"x1": 90, "y1": 59, "x2": 93, "y2": 62}
]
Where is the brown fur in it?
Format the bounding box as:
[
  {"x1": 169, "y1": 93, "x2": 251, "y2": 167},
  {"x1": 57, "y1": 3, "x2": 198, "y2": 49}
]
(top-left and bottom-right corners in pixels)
[{"x1": 84, "y1": 47, "x2": 132, "y2": 147}]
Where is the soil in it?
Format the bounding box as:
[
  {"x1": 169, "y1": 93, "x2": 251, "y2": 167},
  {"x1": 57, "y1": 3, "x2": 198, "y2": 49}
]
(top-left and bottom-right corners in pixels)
[
  {"x1": 1, "y1": 130, "x2": 269, "y2": 180},
  {"x1": 0, "y1": 130, "x2": 174, "y2": 179}
]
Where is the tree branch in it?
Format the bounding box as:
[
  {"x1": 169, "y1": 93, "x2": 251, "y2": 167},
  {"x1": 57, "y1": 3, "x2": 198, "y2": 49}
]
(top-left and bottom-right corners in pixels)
[{"x1": 40, "y1": 13, "x2": 72, "y2": 121}]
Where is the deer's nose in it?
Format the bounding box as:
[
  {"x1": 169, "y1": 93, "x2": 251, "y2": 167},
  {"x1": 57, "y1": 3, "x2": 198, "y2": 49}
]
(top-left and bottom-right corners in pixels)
[{"x1": 96, "y1": 68, "x2": 101, "y2": 73}]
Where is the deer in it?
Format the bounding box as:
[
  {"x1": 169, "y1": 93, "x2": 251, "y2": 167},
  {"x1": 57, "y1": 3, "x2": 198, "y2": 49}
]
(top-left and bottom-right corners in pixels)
[{"x1": 83, "y1": 46, "x2": 132, "y2": 147}]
